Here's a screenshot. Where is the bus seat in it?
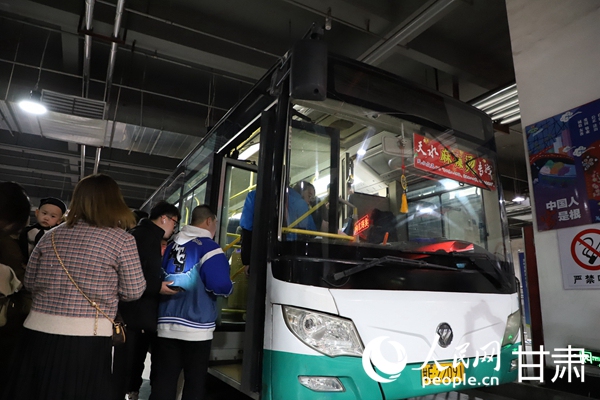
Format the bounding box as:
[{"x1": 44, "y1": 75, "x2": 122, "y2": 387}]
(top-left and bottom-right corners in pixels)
[{"x1": 367, "y1": 209, "x2": 398, "y2": 244}]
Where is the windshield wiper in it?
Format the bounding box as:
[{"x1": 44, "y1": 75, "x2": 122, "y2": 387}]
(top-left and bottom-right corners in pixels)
[
  {"x1": 465, "y1": 255, "x2": 512, "y2": 289},
  {"x1": 332, "y1": 255, "x2": 456, "y2": 281}
]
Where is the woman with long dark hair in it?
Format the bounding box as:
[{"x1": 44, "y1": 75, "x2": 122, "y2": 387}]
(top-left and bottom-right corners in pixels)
[
  {"x1": 1, "y1": 174, "x2": 146, "y2": 400},
  {"x1": 0, "y1": 182, "x2": 31, "y2": 390}
]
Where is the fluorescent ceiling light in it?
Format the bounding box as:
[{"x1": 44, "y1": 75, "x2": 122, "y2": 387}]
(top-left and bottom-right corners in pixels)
[
  {"x1": 472, "y1": 84, "x2": 517, "y2": 110},
  {"x1": 19, "y1": 90, "x2": 47, "y2": 115},
  {"x1": 492, "y1": 105, "x2": 520, "y2": 120},
  {"x1": 239, "y1": 143, "x2": 260, "y2": 160},
  {"x1": 472, "y1": 83, "x2": 521, "y2": 125},
  {"x1": 485, "y1": 97, "x2": 519, "y2": 115},
  {"x1": 19, "y1": 100, "x2": 47, "y2": 115},
  {"x1": 501, "y1": 113, "x2": 522, "y2": 125},
  {"x1": 512, "y1": 195, "x2": 525, "y2": 202}
]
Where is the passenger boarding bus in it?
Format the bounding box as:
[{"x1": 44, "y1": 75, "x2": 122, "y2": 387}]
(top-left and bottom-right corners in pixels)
[{"x1": 142, "y1": 35, "x2": 520, "y2": 400}]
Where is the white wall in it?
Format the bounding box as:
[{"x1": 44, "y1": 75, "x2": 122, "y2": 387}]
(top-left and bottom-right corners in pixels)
[{"x1": 505, "y1": 0, "x2": 600, "y2": 364}]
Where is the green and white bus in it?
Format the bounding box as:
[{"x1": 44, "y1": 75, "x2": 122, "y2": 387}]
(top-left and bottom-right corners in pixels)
[{"x1": 142, "y1": 35, "x2": 520, "y2": 400}]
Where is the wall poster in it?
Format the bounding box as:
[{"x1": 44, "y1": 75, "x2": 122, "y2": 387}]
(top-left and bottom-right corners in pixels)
[{"x1": 526, "y1": 97, "x2": 600, "y2": 231}]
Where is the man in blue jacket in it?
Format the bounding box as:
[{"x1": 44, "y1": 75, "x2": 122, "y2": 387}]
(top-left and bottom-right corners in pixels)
[
  {"x1": 149, "y1": 205, "x2": 233, "y2": 400},
  {"x1": 239, "y1": 186, "x2": 316, "y2": 271}
]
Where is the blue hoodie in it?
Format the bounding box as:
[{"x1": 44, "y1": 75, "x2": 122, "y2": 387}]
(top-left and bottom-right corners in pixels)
[{"x1": 158, "y1": 225, "x2": 233, "y2": 341}]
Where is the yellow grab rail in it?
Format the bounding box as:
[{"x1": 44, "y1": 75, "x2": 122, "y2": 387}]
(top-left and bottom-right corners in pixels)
[
  {"x1": 282, "y1": 227, "x2": 355, "y2": 241},
  {"x1": 288, "y1": 197, "x2": 328, "y2": 229},
  {"x1": 230, "y1": 184, "x2": 257, "y2": 201},
  {"x1": 223, "y1": 235, "x2": 241, "y2": 252},
  {"x1": 231, "y1": 265, "x2": 247, "y2": 280}
]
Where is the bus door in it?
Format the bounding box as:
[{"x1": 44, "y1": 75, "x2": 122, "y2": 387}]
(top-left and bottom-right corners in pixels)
[{"x1": 209, "y1": 158, "x2": 257, "y2": 390}]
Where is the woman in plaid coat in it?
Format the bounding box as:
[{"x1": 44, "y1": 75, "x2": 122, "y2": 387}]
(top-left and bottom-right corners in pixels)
[{"x1": 1, "y1": 174, "x2": 147, "y2": 400}]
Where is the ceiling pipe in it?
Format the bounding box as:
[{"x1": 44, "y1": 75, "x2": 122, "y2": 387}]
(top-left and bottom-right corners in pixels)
[
  {"x1": 101, "y1": 0, "x2": 125, "y2": 172},
  {"x1": 82, "y1": 0, "x2": 95, "y2": 98},
  {"x1": 93, "y1": 147, "x2": 102, "y2": 174},
  {"x1": 104, "y1": 0, "x2": 126, "y2": 104},
  {"x1": 80, "y1": 144, "x2": 86, "y2": 180},
  {"x1": 1, "y1": 15, "x2": 254, "y2": 85},
  {"x1": 95, "y1": 0, "x2": 280, "y2": 60}
]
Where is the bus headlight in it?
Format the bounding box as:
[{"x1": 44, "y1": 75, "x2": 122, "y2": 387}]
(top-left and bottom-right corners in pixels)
[
  {"x1": 283, "y1": 306, "x2": 364, "y2": 357},
  {"x1": 298, "y1": 376, "x2": 345, "y2": 392},
  {"x1": 501, "y1": 310, "x2": 521, "y2": 347}
]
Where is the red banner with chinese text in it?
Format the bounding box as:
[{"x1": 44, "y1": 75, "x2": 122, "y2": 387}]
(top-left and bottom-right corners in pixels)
[{"x1": 412, "y1": 133, "x2": 496, "y2": 190}]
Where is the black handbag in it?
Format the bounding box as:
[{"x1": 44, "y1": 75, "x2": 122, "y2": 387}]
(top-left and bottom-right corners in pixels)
[
  {"x1": 52, "y1": 232, "x2": 126, "y2": 346},
  {"x1": 112, "y1": 313, "x2": 127, "y2": 345}
]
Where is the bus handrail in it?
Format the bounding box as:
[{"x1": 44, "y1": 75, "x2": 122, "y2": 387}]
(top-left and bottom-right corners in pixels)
[
  {"x1": 281, "y1": 227, "x2": 355, "y2": 241},
  {"x1": 223, "y1": 236, "x2": 241, "y2": 252},
  {"x1": 230, "y1": 184, "x2": 257, "y2": 201},
  {"x1": 288, "y1": 197, "x2": 328, "y2": 229}
]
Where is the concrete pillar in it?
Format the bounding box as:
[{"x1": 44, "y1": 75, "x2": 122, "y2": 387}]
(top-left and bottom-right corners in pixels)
[{"x1": 505, "y1": 0, "x2": 600, "y2": 365}]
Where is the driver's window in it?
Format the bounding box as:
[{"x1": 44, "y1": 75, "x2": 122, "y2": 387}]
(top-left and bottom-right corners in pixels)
[{"x1": 284, "y1": 125, "x2": 332, "y2": 238}]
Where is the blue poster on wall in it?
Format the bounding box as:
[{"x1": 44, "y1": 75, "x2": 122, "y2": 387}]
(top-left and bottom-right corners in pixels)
[{"x1": 526, "y1": 98, "x2": 600, "y2": 231}]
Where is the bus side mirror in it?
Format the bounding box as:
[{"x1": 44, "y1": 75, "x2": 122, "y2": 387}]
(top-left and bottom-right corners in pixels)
[{"x1": 291, "y1": 39, "x2": 327, "y2": 101}]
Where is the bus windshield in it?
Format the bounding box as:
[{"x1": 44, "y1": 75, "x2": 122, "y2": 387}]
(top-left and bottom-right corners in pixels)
[{"x1": 281, "y1": 98, "x2": 508, "y2": 263}]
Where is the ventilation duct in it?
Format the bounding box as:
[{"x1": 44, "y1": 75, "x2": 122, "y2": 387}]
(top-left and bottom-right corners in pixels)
[{"x1": 41, "y1": 90, "x2": 106, "y2": 119}]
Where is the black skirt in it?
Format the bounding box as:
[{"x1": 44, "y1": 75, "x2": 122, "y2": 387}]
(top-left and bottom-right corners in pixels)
[{"x1": 1, "y1": 328, "x2": 113, "y2": 400}]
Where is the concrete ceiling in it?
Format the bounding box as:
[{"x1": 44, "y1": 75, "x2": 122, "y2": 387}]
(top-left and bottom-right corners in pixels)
[{"x1": 0, "y1": 0, "x2": 530, "y2": 237}]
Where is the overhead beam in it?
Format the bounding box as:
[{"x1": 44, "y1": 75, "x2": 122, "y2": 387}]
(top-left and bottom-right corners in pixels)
[
  {"x1": 0, "y1": 142, "x2": 172, "y2": 175},
  {"x1": 287, "y1": 0, "x2": 495, "y2": 88},
  {"x1": 0, "y1": 0, "x2": 266, "y2": 81},
  {"x1": 281, "y1": 0, "x2": 393, "y2": 34},
  {"x1": 0, "y1": 162, "x2": 158, "y2": 191},
  {"x1": 122, "y1": 30, "x2": 266, "y2": 81},
  {"x1": 359, "y1": 0, "x2": 462, "y2": 65},
  {"x1": 390, "y1": 45, "x2": 500, "y2": 90}
]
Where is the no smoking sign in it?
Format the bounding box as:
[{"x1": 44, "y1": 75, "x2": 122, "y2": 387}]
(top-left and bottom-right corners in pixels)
[
  {"x1": 571, "y1": 229, "x2": 600, "y2": 270},
  {"x1": 558, "y1": 225, "x2": 600, "y2": 289}
]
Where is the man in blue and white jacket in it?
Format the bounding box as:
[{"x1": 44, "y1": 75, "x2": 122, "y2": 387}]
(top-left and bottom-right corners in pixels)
[{"x1": 149, "y1": 205, "x2": 233, "y2": 400}]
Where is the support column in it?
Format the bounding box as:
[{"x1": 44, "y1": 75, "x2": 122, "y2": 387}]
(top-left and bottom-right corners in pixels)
[{"x1": 505, "y1": 0, "x2": 600, "y2": 367}]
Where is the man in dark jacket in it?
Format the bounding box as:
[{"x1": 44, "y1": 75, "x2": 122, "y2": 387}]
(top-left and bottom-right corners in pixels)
[{"x1": 113, "y1": 201, "x2": 181, "y2": 400}]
